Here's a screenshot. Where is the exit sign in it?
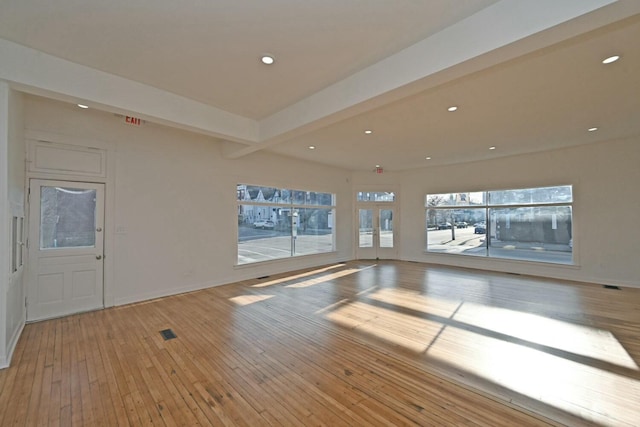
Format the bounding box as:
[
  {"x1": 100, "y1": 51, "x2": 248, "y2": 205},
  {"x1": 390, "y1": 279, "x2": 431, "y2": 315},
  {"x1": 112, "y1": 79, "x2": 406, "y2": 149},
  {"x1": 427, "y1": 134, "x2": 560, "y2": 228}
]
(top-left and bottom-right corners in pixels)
[{"x1": 124, "y1": 116, "x2": 143, "y2": 126}]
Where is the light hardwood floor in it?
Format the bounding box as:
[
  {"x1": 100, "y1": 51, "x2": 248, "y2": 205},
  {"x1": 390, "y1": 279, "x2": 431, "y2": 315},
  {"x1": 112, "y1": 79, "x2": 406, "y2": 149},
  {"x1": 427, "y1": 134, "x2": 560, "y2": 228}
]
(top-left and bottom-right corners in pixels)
[{"x1": 1, "y1": 261, "x2": 639, "y2": 426}]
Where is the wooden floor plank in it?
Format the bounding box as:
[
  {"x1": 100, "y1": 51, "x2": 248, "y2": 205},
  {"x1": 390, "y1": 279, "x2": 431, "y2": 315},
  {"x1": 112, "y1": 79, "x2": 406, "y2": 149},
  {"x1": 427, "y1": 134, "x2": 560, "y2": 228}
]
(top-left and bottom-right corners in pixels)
[
  {"x1": 5, "y1": 321, "x2": 45, "y2": 426},
  {"x1": 2, "y1": 261, "x2": 639, "y2": 426}
]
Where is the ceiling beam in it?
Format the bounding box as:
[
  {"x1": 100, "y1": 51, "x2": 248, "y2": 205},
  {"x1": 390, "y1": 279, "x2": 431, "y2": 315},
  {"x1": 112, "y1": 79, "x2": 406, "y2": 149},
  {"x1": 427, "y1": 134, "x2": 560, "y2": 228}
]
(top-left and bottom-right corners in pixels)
[{"x1": 0, "y1": 38, "x2": 259, "y2": 144}]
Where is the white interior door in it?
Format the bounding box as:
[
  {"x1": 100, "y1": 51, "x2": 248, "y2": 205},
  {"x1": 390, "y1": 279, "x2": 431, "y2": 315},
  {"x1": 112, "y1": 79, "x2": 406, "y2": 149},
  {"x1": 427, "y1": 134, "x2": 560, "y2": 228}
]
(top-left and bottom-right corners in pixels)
[
  {"x1": 27, "y1": 180, "x2": 105, "y2": 321},
  {"x1": 357, "y1": 206, "x2": 396, "y2": 259}
]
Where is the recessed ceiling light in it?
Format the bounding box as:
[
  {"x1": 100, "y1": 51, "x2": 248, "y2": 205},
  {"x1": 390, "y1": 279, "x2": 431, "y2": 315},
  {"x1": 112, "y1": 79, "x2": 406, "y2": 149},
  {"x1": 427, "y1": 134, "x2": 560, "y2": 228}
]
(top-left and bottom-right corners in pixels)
[
  {"x1": 77, "y1": 104, "x2": 89, "y2": 109},
  {"x1": 447, "y1": 106, "x2": 458, "y2": 112},
  {"x1": 364, "y1": 130, "x2": 373, "y2": 134},
  {"x1": 602, "y1": 55, "x2": 620, "y2": 64},
  {"x1": 425, "y1": 157, "x2": 432, "y2": 160},
  {"x1": 261, "y1": 54, "x2": 275, "y2": 65},
  {"x1": 489, "y1": 146, "x2": 496, "y2": 150},
  {"x1": 308, "y1": 145, "x2": 316, "y2": 150},
  {"x1": 588, "y1": 127, "x2": 598, "y2": 132}
]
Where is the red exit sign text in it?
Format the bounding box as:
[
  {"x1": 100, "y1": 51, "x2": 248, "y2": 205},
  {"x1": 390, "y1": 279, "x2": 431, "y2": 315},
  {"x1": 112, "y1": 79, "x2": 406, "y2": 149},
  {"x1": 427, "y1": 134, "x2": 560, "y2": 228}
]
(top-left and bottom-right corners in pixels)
[{"x1": 125, "y1": 116, "x2": 143, "y2": 126}]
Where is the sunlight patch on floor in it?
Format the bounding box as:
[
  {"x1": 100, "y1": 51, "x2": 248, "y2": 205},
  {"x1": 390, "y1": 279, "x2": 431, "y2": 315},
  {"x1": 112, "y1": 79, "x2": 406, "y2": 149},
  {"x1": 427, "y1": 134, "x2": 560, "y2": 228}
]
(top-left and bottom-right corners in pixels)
[
  {"x1": 285, "y1": 268, "x2": 366, "y2": 288},
  {"x1": 427, "y1": 325, "x2": 640, "y2": 427},
  {"x1": 366, "y1": 288, "x2": 637, "y2": 371},
  {"x1": 229, "y1": 294, "x2": 274, "y2": 306},
  {"x1": 251, "y1": 263, "x2": 371, "y2": 288},
  {"x1": 325, "y1": 301, "x2": 445, "y2": 353},
  {"x1": 453, "y1": 302, "x2": 639, "y2": 371},
  {"x1": 367, "y1": 288, "x2": 463, "y2": 318}
]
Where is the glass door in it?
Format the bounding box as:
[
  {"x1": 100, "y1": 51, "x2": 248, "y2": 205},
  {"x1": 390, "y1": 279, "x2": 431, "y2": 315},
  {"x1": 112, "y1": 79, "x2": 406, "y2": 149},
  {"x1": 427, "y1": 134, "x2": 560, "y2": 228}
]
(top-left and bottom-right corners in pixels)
[{"x1": 357, "y1": 206, "x2": 396, "y2": 259}]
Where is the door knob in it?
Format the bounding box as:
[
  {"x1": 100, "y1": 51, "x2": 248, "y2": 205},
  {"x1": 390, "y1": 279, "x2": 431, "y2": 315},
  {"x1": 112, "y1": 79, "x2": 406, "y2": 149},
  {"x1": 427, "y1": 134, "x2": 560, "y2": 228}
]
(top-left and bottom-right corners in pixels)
[
  {"x1": 96, "y1": 227, "x2": 102, "y2": 232},
  {"x1": 96, "y1": 255, "x2": 102, "y2": 260}
]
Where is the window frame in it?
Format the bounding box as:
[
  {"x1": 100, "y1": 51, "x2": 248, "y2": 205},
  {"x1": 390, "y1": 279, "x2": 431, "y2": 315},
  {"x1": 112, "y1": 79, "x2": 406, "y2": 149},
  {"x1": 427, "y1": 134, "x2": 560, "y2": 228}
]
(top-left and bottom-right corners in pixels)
[{"x1": 426, "y1": 185, "x2": 573, "y2": 265}]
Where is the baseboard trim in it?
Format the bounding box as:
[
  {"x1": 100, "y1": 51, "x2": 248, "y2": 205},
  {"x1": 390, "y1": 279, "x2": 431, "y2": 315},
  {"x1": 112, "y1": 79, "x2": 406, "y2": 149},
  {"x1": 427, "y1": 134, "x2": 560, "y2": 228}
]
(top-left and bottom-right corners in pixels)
[{"x1": 0, "y1": 320, "x2": 25, "y2": 369}]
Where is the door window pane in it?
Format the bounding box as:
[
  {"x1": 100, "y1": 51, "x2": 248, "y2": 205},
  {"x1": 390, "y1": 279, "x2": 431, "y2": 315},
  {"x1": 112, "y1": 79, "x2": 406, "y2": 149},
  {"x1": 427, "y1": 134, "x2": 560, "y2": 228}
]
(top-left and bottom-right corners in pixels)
[
  {"x1": 40, "y1": 187, "x2": 96, "y2": 249},
  {"x1": 359, "y1": 209, "x2": 373, "y2": 248},
  {"x1": 379, "y1": 209, "x2": 393, "y2": 248}
]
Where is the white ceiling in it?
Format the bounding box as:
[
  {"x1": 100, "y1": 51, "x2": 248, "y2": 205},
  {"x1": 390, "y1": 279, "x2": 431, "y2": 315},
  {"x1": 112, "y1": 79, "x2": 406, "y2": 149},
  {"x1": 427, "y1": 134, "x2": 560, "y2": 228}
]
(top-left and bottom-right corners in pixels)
[{"x1": 1, "y1": 0, "x2": 639, "y2": 171}]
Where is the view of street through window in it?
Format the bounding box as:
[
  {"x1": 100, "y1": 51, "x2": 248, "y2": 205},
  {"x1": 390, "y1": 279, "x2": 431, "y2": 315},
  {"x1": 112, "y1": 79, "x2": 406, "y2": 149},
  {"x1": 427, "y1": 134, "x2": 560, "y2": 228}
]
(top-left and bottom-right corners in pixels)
[
  {"x1": 426, "y1": 186, "x2": 573, "y2": 264},
  {"x1": 237, "y1": 185, "x2": 335, "y2": 264}
]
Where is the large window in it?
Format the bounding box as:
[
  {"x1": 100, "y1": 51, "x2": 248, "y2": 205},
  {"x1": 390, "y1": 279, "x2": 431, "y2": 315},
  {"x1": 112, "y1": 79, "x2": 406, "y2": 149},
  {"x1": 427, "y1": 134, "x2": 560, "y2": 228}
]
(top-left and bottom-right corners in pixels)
[
  {"x1": 237, "y1": 185, "x2": 335, "y2": 264},
  {"x1": 426, "y1": 185, "x2": 573, "y2": 264}
]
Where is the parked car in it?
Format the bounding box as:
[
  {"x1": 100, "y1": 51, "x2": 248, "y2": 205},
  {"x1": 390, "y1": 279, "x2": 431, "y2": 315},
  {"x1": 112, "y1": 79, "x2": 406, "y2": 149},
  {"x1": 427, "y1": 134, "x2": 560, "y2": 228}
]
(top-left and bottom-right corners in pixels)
[
  {"x1": 437, "y1": 222, "x2": 452, "y2": 230},
  {"x1": 474, "y1": 223, "x2": 486, "y2": 234},
  {"x1": 455, "y1": 222, "x2": 468, "y2": 228},
  {"x1": 253, "y1": 220, "x2": 275, "y2": 229}
]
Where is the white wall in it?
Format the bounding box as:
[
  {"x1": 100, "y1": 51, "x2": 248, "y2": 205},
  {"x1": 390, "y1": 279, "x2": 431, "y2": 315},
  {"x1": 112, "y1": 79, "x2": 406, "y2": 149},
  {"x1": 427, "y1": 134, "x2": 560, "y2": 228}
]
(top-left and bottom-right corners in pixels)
[
  {"x1": 24, "y1": 95, "x2": 353, "y2": 306},
  {"x1": 355, "y1": 137, "x2": 640, "y2": 288}
]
